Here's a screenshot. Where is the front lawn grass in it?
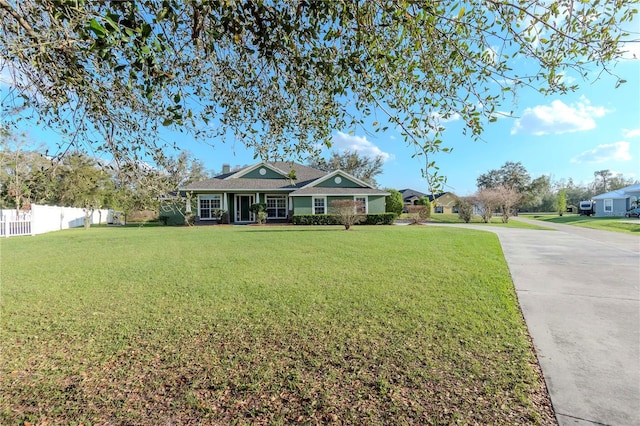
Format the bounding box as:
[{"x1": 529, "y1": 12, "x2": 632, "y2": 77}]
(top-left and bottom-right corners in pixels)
[
  {"x1": 1, "y1": 226, "x2": 554, "y2": 424},
  {"x1": 427, "y1": 213, "x2": 549, "y2": 229},
  {"x1": 523, "y1": 213, "x2": 640, "y2": 234}
]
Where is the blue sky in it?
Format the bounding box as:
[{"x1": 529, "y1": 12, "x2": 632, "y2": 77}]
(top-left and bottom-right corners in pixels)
[
  {"x1": 147, "y1": 54, "x2": 639, "y2": 195},
  {"x1": 3, "y1": 23, "x2": 639, "y2": 196}
]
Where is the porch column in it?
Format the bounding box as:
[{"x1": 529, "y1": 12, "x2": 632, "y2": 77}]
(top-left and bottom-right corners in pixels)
[
  {"x1": 256, "y1": 192, "x2": 260, "y2": 204},
  {"x1": 223, "y1": 193, "x2": 228, "y2": 211}
]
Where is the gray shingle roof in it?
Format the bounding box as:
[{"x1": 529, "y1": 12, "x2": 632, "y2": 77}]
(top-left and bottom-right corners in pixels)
[
  {"x1": 182, "y1": 162, "x2": 388, "y2": 197},
  {"x1": 290, "y1": 187, "x2": 390, "y2": 196},
  {"x1": 399, "y1": 188, "x2": 428, "y2": 200},
  {"x1": 182, "y1": 162, "x2": 327, "y2": 191}
]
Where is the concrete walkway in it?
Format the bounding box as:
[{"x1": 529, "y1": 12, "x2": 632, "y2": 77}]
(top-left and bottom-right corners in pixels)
[{"x1": 433, "y1": 218, "x2": 640, "y2": 425}]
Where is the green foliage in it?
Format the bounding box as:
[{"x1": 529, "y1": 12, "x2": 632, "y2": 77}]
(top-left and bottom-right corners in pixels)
[
  {"x1": 0, "y1": 132, "x2": 213, "y2": 214},
  {"x1": 308, "y1": 151, "x2": 383, "y2": 187},
  {"x1": 456, "y1": 198, "x2": 474, "y2": 223},
  {"x1": 292, "y1": 214, "x2": 342, "y2": 226},
  {"x1": 1, "y1": 1, "x2": 634, "y2": 176},
  {"x1": 249, "y1": 203, "x2": 267, "y2": 224},
  {"x1": 554, "y1": 189, "x2": 567, "y2": 216},
  {"x1": 477, "y1": 161, "x2": 531, "y2": 193},
  {"x1": 292, "y1": 213, "x2": 396, "y2": 226},
  {"x1": 360, "y1": 213, "x2": 397, "y2": 225},
  {"x1": 522, "y1": 175, "x2": 555, "y2": 212},
  {"x1": 256, "y1": 211, "x2": 268, "y2": 224},
  {"x1": 53, "y1": 152, "x2": 113, "y2": 209},
  {"x1": 592, "y1": 169, "x2": 636, "y2": 195},
  {"x1": 0, "y1": 139, "x2": 54, "y2": 209},
  {"x1": 385, "y1": 189, "x2": 404, "y2": 215},
  {"x1": 249, "y1": 203, "x2": 266, "y2": 214},
  {"x1": 417, "y1": 196, "x2": 432, "y2": 217}
]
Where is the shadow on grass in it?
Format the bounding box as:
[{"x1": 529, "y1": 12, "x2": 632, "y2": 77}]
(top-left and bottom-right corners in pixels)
[{"x1": 239, "y1": 225, "x2": 361, "y2": 233}]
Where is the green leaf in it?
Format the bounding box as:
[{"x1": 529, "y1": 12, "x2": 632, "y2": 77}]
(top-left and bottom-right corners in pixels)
[{"x1": 89, "y1": 19, "x2": 107, "y2": 37}]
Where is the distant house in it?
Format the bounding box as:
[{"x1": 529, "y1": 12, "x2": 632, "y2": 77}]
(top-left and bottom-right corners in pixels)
[
  {"x1": 399, "y1": 189, "x2": 458, "y2": 214},
  {"x1": 592, "y1": 183, "x2": 640, "y2": 217},
  {"x1": 399, "y1": 189, "x2": 428, "y2": 209},
  {"x1": 169, "y1": 161, "x2": 389, "y2": 224},
  {"x1": 428, "y1": 192, "x2": 459, "y2": 214}
]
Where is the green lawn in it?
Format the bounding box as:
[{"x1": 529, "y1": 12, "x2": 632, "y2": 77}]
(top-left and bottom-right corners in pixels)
[
  {"x1": 1, "y1": 226, "x2": 554, "y2": 424},
  {"x1": 523, "y1": 213, "x2": 640, "y2": 234},
  {"x1": 427, "y1": 213, "x2": 549, "y2": 229}
]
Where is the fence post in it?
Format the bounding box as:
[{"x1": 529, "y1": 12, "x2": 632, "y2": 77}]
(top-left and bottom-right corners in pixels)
[{"x1": 31, "y1": 205, "x2": 35, "y2": 236}]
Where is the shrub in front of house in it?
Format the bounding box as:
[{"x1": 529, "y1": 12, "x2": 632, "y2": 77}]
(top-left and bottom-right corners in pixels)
[
  {"x1": 361, "y1": 213, "x2": 397, "y2": 225},
  {"x1": 405, "y1": 205, "x2": 429, "y2": 223},
  {"x1": 292, "y1": 214, "x2": 341, "y2": 225},
  {"x1": 292, "y1": 213, "x2": 396, "y2": 225}
]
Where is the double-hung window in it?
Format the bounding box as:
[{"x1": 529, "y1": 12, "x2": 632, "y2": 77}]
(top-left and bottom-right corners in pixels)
[
  {"x1": 199, "y1": 195, "x2": 222, "y2": 219},
  {"x1": 355, "y1": 197, "x2": 367, "y2": 214},
  {"x1": 313, "y1": 197, "x2": 326, "y2": 215},
  {"x1": 604, "y1": 199, "x2": 613, "y2": 213},
  {"x1": 266, "y1": 195, "x2": 287, "y2": 219}
]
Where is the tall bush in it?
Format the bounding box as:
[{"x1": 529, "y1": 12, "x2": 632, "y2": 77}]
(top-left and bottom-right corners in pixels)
[
  {"x1": 456, "y1": 197, "x2": 474, "y2": 223},
  {"x1": 385, "y1": 189, "x2": 404, "y2": 215},
  {"x1": 329, "y1": 199, "x2": 364, "y2": 230}
]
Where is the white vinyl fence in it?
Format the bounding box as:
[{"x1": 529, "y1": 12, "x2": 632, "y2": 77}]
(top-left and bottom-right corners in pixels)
[{"x1": 1, "y1": 204, "x2": 110, "y2": 237}]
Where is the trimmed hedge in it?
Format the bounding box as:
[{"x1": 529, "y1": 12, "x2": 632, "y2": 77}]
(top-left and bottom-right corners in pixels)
[
  {"x1": 361, "y1": 213, "x2": 397, "y2": 225},
  {"x1": 292, "y1": 213, "x2": 397, "y2": 226}
]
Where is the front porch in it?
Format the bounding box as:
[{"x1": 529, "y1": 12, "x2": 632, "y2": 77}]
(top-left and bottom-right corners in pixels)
[{"x1": 196, "y1": 192, "x2": 292, "y2": 225}]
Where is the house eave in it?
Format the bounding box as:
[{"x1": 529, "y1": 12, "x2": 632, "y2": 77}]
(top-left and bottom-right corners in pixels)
[{"x1": 179, "y1": 187, "x2": 295, "y2": 192}]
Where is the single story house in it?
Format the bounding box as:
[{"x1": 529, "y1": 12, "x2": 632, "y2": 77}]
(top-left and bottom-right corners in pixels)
[
  {"x1": 429, "y1": 192, "x2": 458, "y2": 214},
  {"x1": 592, "y1": 183, "x2": 640, "y2": 217},
  {"x1": 399, "y1": 189, "x2": 458, "y2": 214},
  {"x1": 399, "y1": 188, "x2": 428, "y2": 209},
  {"x1": 174, "y1": 161, "x2": 389, "y2": 224}
]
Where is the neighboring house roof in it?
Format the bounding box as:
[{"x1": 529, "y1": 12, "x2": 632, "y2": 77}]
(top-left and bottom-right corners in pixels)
[
  {"x1": 427, "y1": 192, "x2": 452, "y2": 202},
  {"x1": 398, "y1": 189, "x2": 456, "y2": 203},
  {"x1": 399, "y1": 188, "x2": 428, "y2": 201},
  {"x1": 181, "y1": 161, "x2": 389, "y2": 196},
  {"x1": 592, "y1": 183, "x2": 640, "y2": 200}
]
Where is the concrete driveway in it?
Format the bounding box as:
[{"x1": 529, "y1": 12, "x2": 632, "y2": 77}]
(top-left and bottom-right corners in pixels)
[{"x1": 432, "y1": 218, "x2": 640, "y2": 425}]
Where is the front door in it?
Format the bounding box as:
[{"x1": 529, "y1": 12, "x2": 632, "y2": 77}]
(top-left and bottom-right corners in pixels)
[{"x1": 235, "y1": 195, "x2": 255, "y2": 222}]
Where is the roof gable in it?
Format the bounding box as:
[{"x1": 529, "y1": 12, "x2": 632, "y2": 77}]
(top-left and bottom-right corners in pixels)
[
  {"x1": 593, "y1": 184, "x2": 640, "y2": 200},
  {"x1": 225, "y1": 162, "x2": 288, "y2": 180},
  {"x1": 299, "y1": 170, "x2": 372, "y2": 190},
  {"x1": 400, "y1": 188, "x2": 428, "y2": 200}
]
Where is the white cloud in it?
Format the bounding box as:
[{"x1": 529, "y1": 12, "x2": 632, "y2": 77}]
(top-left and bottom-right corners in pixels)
[
  {"x1": 431, "y1": 111, "x2": 460, "y2": 123},
  {"x1": 622, "y1": 128, "x2": 640, "y2": 138},
  {"x1": 0, "y1": 64, "x2": 14, "y2": 87},
  {"x1": 511, "y1": 96, "x2": 610, "y2": 135},
  {"x1": 571, "y1": 141, "x2": 632, "y2": 164},
  {"x1": 331, "y1": 132, "x2": 393, "y2": 162},
  {"x1": 620, "y1": 40, "x2": 640, "y2": 60}
]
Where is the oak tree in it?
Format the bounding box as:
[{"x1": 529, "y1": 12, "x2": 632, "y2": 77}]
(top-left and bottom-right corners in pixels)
[
  {"x1": 1, "y1": 1, "x2": 636, "y2": 190},
  {"x1": 308, "y1": 150, "x2": 384, "y2": 186}
]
